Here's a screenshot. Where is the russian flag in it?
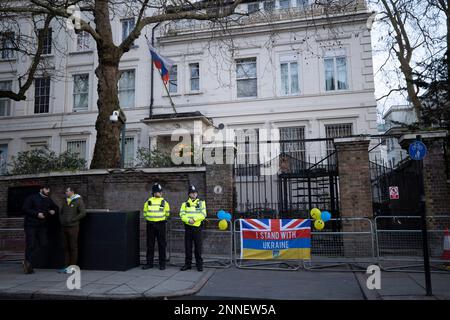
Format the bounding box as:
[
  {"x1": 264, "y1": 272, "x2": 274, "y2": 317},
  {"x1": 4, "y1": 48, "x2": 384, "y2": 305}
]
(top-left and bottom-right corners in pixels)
[{"x1": 146, "y1": 38, "x2": 175, "y2": 84}]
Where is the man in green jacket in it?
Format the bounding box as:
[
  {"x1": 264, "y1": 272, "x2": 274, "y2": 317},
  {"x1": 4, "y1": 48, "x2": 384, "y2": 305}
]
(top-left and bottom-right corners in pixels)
[{"x1": 59, "y1": 187, "x2": 86, "y2": 273}]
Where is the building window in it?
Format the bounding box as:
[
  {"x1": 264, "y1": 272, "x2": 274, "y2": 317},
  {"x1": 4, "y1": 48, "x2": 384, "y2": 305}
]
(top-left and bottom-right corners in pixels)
[
  {"x1": 280, "y1": 127, "x2": 305, "y2": 162},
  {"x1": 189, "y1": 63, "x2": 200, "y2": 92},
  {"x1": 0, "y1": 144, "x2": 7, "y2": 175},
  {"x1": 325, "y1": 123, "x2": 353, "y2": 154},
  {"x1": 1, "y1": 32, "x2": 15, "y2": 60},
  {"x1": 279, "y1": 0, "x2": 291, "y2": 9},
  {"x1": 280, "y1": 61, "x2": 299, "y2": 95},
  {"x1": 34, "y1": 77, "x2": 50, "y2": 114},
  {"x1": 236, "y1": 58, "x2": 257, "y2": 98},
  {"x1": 39, "y1": 28, "x2": 52, "y2": 55},
  {"x1": 118, "y1": 70, "x2": 135, "y2": 108},
  {"x1": 27, "y1": 141, "x2": 48, "y2": 151},
  {"x1": 0, "y1": 81, "x2": 12, "y2": 117},
  {"x1": 236, "y1": 129, "x2": 260, "y2": 175},
  {"x1": 73, "y1": 74, "x2": 89, "y2": 111},
  {"x1": 169, "y1": 65, "x2": 178, "y2": 93},
  {"x1": 67, "y1": 140, "x2": 87, "y2": 161},
  {"x1": 77, "y1": 31, "x2": 90, "y2": 51},
  {"x1": 325, "y1": 56, "x2": 348, "y2": 91},
  {"x1": 264, "y1": 0, "x2": 275, "y2": 11},
  {"x1": 297, "y1": 0, "x2": 309, "y2": 8},
  {"x1": 248, "y1": 3, "x2": 260, "y2": 13},
  {"x1": 121, "y1": 18, "x2": 135, "y2": 43},
  {"x1": 120, "y1": 136, "x2": 135, "y2": 168}
]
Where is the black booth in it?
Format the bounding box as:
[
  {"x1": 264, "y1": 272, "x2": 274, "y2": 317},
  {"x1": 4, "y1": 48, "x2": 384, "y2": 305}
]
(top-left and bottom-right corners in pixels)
[
  {"x1": 78, "y1": 210, "x2": 140, "y2": 271},
  {"x1": 28, "y1": 209, "x2": 140, "y2": 271}
]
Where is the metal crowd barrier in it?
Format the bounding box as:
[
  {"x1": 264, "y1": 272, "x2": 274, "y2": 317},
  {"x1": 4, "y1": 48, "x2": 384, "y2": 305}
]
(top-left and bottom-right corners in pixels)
[
  {"x1": 375, "y1": 215, "x2": 450, "y2": 273},
  {"x1": 233, "y1": 219, "x2": 303, "y2": 271},
  {"x1": 167, "y1": 217, "x2": 233, "y2": 268},
  {"x1": 303, "y1": 218, "x2": 376, "y2": 272}
]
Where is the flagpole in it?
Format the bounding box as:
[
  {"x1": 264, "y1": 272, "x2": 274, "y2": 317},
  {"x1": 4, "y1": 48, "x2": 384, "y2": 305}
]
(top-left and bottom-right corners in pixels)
[{"x1": 157, "y1": 68, "x2": 178, "y2": 115}]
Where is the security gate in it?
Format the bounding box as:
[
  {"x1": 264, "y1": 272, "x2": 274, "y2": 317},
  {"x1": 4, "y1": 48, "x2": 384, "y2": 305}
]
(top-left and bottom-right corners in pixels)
[{"x1": 234, "y1": 138, "x2": 340, "y2": 221}]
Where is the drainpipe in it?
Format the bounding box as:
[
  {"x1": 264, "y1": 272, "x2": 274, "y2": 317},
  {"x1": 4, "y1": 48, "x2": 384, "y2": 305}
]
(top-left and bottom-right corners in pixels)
[{"x1": 149, "y1": 22, "x2": 161, "y2": 119}]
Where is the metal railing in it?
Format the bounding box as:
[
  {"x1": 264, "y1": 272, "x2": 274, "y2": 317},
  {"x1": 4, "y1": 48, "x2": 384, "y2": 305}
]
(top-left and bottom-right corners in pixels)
[
  {"x1": 167, "y1": 217, "x2": 233, "y2": 268},
  {"x1": 375, "y1": 215, "x2": 450, "y2": 272},
  {"x1": 303, "y1": 218, "x2": 376, "y2": 272}
]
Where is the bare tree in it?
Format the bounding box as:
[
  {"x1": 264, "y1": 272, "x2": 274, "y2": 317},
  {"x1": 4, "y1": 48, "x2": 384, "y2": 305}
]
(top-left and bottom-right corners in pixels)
[
  {"x1": 371, "y1": 0, "x2": 448, "y2": 121},
  {"x1": 0, "y1": 0, "x2": 247, "y2": 168}
]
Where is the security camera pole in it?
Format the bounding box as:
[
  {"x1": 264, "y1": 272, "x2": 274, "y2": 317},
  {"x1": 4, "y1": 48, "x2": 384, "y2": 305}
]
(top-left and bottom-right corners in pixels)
[{"x1": 110, "y1": 109, "x2": 127, "y2": 168}]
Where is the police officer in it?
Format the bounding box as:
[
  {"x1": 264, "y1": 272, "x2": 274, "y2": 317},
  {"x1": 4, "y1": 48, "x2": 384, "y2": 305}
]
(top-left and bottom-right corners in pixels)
[
  {"x1": 142, "y1": 183, "x2": 170, "y2": 270},
  {"x1": 180, "y1": 185, "x2": 207, "y2": 272}
]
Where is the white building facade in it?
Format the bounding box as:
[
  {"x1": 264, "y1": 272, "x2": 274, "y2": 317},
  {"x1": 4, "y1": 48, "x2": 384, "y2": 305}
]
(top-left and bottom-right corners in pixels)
[{"x1": 0, "y1": 0, "x2": 377, "y2": 172}]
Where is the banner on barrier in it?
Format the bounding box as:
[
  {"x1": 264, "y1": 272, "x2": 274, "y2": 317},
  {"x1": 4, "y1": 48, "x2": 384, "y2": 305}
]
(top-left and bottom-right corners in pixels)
[{"x1": 240, "y1": 219, "x2": 311, "y2": 260}]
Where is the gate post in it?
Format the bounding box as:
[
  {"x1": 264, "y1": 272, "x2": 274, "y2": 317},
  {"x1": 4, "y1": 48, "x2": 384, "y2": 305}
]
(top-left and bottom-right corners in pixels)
[
  {"x1": 204, "y1": 143, "x2": 236, "y2": 217},
  {"x1": 334, "y1": 137, "x2": 373, "y2": 222},
  {"x1": 334, "y1": 137, "x2": 373, "y2": 258}
]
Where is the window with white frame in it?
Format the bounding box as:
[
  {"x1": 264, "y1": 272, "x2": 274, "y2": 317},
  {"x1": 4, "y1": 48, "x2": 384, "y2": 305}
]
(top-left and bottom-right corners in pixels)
[
  {"x1": 120, "y1": 136, "x2": 135, "y2": 168},
  {"x1": 76, "y1": 31, "x2": 91, "y2": 51},
  {"x1": 0, "y1": 144, "x2": 7, "y2": 175},
  {"x1": 67, "y1": 140, "x2": 87, "y2": 161},
  {"x1": 118, "y1": 70, "x2": 135, "y2": 108},
  {"x1": 325, "y1": 123, "x2": 353, "y2": 155},
  {"x1": 263, "y1": 0, "x2": 275, "y2": 11},
  {"x1": 73, "y1": 74, "x2": 89, "y2": 111},
  {"x1": 279, "y1": 0, "x2": 291, "y2": 9},
  {"x1": 0, "y1": 81, "x2": 12, "y2": 116},
  {"x1": 280, "y1": 127, "x2": 305, "y2": 162},
  {"x1": 248, "y1": 2, "x2": 260, "y2": 13},
  {"x1": 236, "y1": 58, "x2": 257, "y2": 98},
  {"x1": 297, "y1": 0, "x2": 309, "y2": 8},
  {"x1": 169, "y1": 65, "x2": 178, "y2": 93},
  {"x1": 39, "y1": 28, "x2": 52, "y2": 55},
  {"x1": 1, "y1": 32, "x2": 15, "y2": 60},
  {"x1": 189, "y1": 63, "x2": 200, "y2": 92},
  {"x1": 34, "y1": 77, "x2": 50, "y2": 114},
  {"x1": 26, "y1": 141, "x2": 48, "y2": 151},
  {"x1": 280, "y1": 58, "x2": 299, "y2": 95},
  {"x1": 324, "y1": 56, "x2": 348, "y2": 91},
  {"x1": 121, "y1": 18, "x2": 135, "y2": 43}
]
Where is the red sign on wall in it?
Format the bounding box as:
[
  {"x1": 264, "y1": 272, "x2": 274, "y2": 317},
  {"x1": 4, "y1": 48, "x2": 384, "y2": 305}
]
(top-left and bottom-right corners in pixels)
[{"x1": 389, "y1": 186, "x2": 399, "y2": 200}]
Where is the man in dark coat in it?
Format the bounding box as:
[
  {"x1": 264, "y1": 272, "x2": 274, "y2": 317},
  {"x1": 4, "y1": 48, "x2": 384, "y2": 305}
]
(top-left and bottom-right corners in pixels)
[{"x1": 22, "y1": 185, "x2": 59, "y2": 274}]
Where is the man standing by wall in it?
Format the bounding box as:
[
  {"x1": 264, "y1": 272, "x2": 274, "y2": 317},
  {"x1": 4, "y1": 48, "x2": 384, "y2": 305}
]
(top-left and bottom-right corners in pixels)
[
  {"x1": 180, "y1": 185, "x2": 207, "y2": 272},
  {"x1": 142, "y1": 183, "x2": 170, "y2": 270},
  {"x1": 22, "y1": 185, "x2": 58, "y2": 274},
  {"x1": 59, "y1": 187, "x2": 86, "y2": 273}
]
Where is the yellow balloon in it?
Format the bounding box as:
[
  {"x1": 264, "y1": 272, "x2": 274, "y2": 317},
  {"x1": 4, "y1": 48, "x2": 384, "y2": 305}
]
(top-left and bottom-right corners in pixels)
[
  {"x1": 310, "y1": 208, "x2": 322, "y2": 220},
  {"x1": 218, "y1": 219, "x2": 228, "y2": 230},
  {"x1": 314, "y1": 219, "x2": 325, "y2": 230}
]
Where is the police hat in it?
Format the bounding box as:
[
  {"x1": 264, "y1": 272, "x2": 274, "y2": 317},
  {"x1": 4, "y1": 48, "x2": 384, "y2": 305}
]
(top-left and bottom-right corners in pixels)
[
  {"x1": 152, "y1": 183, "x2": 163, "y2": 194},
  {"x1": 188, "y1": 185, "x2": 198, "y2": 194}
]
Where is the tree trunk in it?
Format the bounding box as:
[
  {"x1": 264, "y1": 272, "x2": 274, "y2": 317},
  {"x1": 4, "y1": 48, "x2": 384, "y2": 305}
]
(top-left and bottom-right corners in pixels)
[
  {"x1": 89, "y1": 0, "x2": 123, "y2": 169},
  {"x1": 90, "y1": 60, "x2": 122, "y2": 169}
]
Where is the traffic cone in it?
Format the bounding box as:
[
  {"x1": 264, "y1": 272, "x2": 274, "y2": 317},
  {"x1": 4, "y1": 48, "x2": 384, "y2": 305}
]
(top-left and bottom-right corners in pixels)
[{"x1": 442, "y1": 229, "x2": 450, "y2": 267}]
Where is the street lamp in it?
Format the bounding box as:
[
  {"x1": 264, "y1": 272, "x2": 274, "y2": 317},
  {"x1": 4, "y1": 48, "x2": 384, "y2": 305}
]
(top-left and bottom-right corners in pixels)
[{"x1": 110, "y1": 109, "x2": 127, "y2": 168}]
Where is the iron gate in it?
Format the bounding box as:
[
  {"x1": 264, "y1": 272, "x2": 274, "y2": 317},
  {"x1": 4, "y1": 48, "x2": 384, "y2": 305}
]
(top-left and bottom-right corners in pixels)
[{"x1": 234, "y1": 138, "x2": 340, "y2": 221}]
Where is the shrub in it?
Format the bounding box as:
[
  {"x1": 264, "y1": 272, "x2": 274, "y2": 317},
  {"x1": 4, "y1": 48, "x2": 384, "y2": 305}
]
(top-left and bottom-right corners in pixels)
[{"x1": 135, "y1": 147, "x2": 173, "y2": 168}]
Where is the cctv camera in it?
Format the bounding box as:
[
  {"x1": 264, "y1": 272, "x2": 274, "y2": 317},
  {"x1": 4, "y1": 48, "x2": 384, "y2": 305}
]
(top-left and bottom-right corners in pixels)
[{"x1": 110, "y1": 110, "x2": 119, "y2": 122}]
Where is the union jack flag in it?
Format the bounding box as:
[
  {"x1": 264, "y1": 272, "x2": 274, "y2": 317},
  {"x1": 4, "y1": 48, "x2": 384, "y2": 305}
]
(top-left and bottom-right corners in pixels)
[{"x1": 241, "y1": 219, "x2": 310, "y2": 232}]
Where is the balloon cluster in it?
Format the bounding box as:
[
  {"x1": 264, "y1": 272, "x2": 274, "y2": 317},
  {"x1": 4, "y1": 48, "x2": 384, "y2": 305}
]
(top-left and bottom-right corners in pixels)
[
  {"x1": 310, "y1": 208, "x2": 332, "y2": 230},
  {"x1": 217, "y1": 210, "x2": 232, "y2": 230}
]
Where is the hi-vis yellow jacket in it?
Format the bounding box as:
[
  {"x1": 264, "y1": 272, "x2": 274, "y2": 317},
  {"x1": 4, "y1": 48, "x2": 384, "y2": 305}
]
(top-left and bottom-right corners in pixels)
[
  {"x1": 143, "y1": 197, "x2": 170, "y2": 222},
  {"x1": 179, "y1": 198, "x2": 207, "y2": 227}
]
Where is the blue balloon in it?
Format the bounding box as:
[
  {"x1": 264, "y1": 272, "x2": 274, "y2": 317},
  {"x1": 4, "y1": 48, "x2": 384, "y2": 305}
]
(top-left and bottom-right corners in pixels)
[
  {"x1": 224, "y1": 212, "x2": 232, "y2": 221},
  {"x1": 321, "y1": 211, "x2": 331, "y2": 222},
  {"x1": 217, "y1": 211, "x2": 226, "y2": 220}
]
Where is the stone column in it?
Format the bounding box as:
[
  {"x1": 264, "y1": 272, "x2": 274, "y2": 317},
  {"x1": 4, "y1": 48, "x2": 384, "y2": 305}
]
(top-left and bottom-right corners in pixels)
[{"x1": 335, "y1": 137, "x2": 373, "y2": 258}]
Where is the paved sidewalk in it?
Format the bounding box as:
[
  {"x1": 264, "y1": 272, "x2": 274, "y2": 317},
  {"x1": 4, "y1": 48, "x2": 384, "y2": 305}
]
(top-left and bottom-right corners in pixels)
[
  {"x1": 0, "y1": 263, "x2": 213, "y2": 299},
  {"x1": 1, "y1": 262, "x2": 449, "y2": 300}
]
